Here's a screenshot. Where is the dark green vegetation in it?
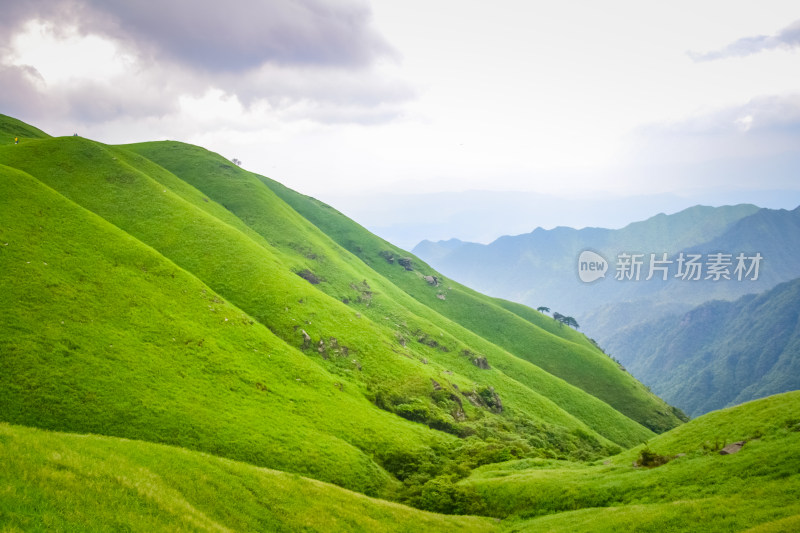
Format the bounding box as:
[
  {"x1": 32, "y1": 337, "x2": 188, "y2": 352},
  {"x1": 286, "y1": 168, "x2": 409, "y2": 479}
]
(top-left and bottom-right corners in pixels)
[
  {"x1": 1, "y1": 114, "x2": 797, "y2": 531},
  {"x1": 605, "y1": 277, "x2": 800, "y2": 416}
]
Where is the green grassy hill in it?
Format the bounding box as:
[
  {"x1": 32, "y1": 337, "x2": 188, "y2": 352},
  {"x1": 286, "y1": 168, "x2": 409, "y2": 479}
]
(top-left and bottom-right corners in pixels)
[
  {"x1": 255, "y1": 174, "x2": 683, "y2": 433},
  {"x1": 1, "y1": 114, "x2": 797, "y2": 531},
  {"x1": 121, "y1": 141, "x2": 679, "y2": 438},
  {"x1": 0, "y1": 422, "x2": 496, "y2": 533},
  {"x1": 0, "y1": 115, "x2": 50, "y2": 144},
  {"x1": 463, "y1": 391, "x2": 800, "y2": 531},
  {"x1": 0, "y1": 161, "x2": 439, "y2": 496},
  {"x1": 0, "y1": 114, "x2": 676, "y2": 499},
  {"x1": 1, "y1": 394, "x2": 796, "y2": 532}
]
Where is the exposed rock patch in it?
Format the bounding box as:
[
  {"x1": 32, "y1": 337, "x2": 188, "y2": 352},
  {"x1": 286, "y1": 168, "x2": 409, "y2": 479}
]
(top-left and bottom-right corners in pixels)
[
  {"x1": 296, "y1": 269, "x2": 320, "y2": 284},
  {"x1": 423, "y1": 275, "x2": 439, "y2": 286},
  {"x1": 398, "y1": 257, "x2": 413, "y2": 271},
  {"x1": 719, "y1": 441, "x2": 746, "y2": 455}
]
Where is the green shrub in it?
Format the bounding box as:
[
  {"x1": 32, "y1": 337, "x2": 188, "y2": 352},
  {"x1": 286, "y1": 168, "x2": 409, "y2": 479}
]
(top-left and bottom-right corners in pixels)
[{"x1": 637, "y1": 446, "x2": 671, "y2": 467}]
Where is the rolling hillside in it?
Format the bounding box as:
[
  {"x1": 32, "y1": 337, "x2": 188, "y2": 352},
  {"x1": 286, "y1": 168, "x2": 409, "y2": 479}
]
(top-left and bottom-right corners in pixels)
[
  {"x1": 0, "y1": 114, "x2": 678, "y2": 504},
  {"x1": 0, "y1": 422, "x2": 496, "y2": 532},
  {"x1": 464, "y1": 391, "x2": 800, "y2": 531},
  {"x1": 253, "y1": 174, "x2": 682, "y2": 432},
  {"x1": 1, "y1": 114, "x2": 798, "y2": 531},
  {"x1": 2, "y1": 393, "x2": 797, "y2": 531}
]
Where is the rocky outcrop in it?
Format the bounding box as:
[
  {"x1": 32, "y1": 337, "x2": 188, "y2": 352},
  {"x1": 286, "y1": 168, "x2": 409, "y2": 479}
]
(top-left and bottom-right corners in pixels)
[
  {"x1": 719, "y1": 441, "x2": 746, "y2": 455},
  {"x1": 398, "y1": 257, "x2": 413, "y2": 271},
  {"x1": 472, "y1": 356, "x2": 490, "y2": 369},
  {"x1": 296, "y1": 269, "x2": 320, "y2": 284}
]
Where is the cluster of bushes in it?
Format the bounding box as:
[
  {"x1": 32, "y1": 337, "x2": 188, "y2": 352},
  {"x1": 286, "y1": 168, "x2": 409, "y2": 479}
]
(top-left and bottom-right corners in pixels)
[{"x1": 636, "y1": 446, "x2": 672, "y2": 467}]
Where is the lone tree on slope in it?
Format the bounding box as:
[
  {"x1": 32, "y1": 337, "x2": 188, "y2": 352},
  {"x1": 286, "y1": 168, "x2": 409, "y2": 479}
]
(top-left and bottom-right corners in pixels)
[{"x1": 552, "y1": 312, "x2": 580, "y2": 330}]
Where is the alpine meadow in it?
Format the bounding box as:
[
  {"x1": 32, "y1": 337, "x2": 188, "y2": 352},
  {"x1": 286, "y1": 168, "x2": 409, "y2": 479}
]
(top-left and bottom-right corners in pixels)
[{"x1": 2, "y1": 114, "x2": 800, "y2": 532}]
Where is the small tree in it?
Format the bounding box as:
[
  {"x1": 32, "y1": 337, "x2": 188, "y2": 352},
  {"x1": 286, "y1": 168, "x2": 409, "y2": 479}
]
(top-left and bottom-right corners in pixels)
[
  {"x1": 231, "y1": 158, "x2": 242, "y2": 166},
  {"x1": 537, "y1": 306, "x2": 550, "y2": 314},
  {"x1": 553, "y1": 312, "x2": 579, "y2": 329}
]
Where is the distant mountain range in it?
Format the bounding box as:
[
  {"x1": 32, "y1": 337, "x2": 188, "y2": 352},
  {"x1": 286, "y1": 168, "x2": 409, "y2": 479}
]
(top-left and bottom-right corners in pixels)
[
  {"x1": 414, "y1": 204, "x2": 800, "y2": 345},
  {"x1": 414, "y1": 204, "x2": 800, "y2": 417},
  {"x1": 603, "y1": 277, "x2": 800, "y2": 417}
]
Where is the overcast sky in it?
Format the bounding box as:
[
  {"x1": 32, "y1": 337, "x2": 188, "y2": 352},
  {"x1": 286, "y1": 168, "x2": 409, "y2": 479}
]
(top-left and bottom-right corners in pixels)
[{"x1": 3, "y1": 1, "x2": 800, "y2": 246}]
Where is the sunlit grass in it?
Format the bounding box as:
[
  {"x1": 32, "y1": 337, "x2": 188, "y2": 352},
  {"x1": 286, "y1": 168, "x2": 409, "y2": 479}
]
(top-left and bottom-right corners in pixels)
[{"x1": 0, "y1": 422, "x2": 497, "y2": 532}]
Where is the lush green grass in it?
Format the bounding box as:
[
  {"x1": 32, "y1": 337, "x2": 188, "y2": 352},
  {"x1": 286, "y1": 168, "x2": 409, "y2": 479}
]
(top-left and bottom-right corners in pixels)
[
  {"x1": 258, "y1": 175, "x2": 683, "y2": 433},
  {"x1": 0, "y1": 136, "x2": 638, "y2": 458},
  {"x1": 461, "y1": 392, "x2": 800, "y2": 530},
  {"x1": 1, "y1": 128, "x2": 659, "y2": 513},
  {"x1": 0, "y1": 422, "x2": 498, "y2": 532},
  {"x1": 123, "y1": 140, "x2": 656, "y2": 449},
  {"x1": 0, "y1": 161, "x2": 454, "y2": 496},
  {"x1": 1, "y1": 115, "x2": 798, "y2": 532},
  {"x1": 614, "y1": 389, "x2": 800, "y2": 462},
  {"x1": 0, "y1": 113, "x2": 50, "y2": 144},
  {"x1": 2, "y1": 395, "x2": 797, "y2": 532}
]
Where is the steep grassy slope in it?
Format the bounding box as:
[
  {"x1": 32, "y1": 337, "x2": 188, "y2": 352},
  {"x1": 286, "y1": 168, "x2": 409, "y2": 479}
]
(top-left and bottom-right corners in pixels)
[
  {"x1": 253, "y1": 176, "x2": 683, "y2": 432},
  {"x1": 2, "y1": 115, "x2": 797, "y2": 532},
  {"x1": 0, "y1": 161, "x2": 458, "y2": 496},
  {"x1": 0, "y1": 422, "x2": 496, "y2": 533},
  {"x1": 0, "y1": 113, "x2": 51, "y2": 143},
  {"x1": 464, "y1": 391, "x2": 800, "y2": 531},
  {"x1": 0, "y1": 135, "x2": 646, "y2": 460},
  {"x1": 122, "y1": 141, "x2": 664, "y2": 444},
  {"x1": 605, "y1": 278, "x2": 800, "y2": 416},
  {"x1": 0, "y1": 120, "x2": 680, "y2": 509}
]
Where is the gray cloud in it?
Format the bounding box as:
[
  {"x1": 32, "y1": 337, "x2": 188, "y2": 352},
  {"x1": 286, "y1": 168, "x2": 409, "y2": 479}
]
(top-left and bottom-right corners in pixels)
[
  {"x1": 225, "y1": 62, "x2": 415, "y2": 109},
  {"x1": 689, "y1": 19, "x2": 800, "y2": 61},
  {"x1": 0, "y1": 65, "x2": 50, "y2": 118},
  {"x1": 61, "y1": 81, "x2": 180, "y2": 123},
  {"x1": 0, "y1": 0, "x2": 412, "y2": 126},
  {"x1": 0, "y1": 0, "x2": 396, "y2": 72},
  {"x1": 651, "y1": 94, "x2": 800, "y2": 134},
  {"x1": 626, "y1": 94, "x2": 800, "y2": 171}
]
